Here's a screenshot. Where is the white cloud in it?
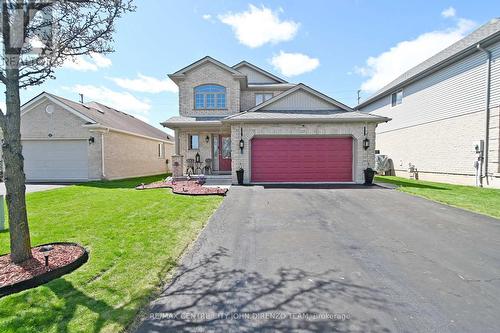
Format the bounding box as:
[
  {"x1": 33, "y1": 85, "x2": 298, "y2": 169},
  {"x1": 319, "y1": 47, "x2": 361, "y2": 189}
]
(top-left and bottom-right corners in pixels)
[
  {"x1": 69, "y1": 85, "x2": 151, "y2": 115},
  {"x1": 108, "y1": 73, "x2": 178, "y2": 94},
  {"x1": 356, "y1": 18, "x2": 476, "y2": 92},
  {"x1": 62, "y1": 53, "x2": 112, "y2": 72},
  {"x1": 202, "y1": 14, "x2": 212, "y2": 20},
  {"x1": 441, "y1": 6, "x2": 456, "y2": 18},
  {"x1": 218, "y1": 4, "x2": 299, "y2": 48},
  {"x1": 270, "y1": 51, "x2": 320, "y2": 77}
]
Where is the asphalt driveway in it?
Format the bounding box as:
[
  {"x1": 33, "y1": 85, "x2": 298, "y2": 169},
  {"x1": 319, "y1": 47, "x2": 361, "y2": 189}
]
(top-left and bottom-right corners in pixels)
[{"x1": 136, "y1": 185, "x2": 500, "y2": 332}]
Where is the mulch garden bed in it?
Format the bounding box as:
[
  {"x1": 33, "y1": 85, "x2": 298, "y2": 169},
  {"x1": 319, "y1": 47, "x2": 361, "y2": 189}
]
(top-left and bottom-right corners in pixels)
[
  {"x1": 0, "y1": 242, "x2": 88, "y2": 297},
  {"x1": 136, "y1": 180, "x2": 228, "y2": 196}
]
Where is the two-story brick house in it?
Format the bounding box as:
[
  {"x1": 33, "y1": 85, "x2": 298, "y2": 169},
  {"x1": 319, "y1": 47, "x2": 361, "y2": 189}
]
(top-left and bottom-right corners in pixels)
[{"x1": 163, "y1": 56, "x2": 389, "y2": 184}]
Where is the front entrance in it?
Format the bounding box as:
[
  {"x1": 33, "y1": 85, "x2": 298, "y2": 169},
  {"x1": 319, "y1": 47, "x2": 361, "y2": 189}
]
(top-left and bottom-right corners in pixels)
[{"x1": 218, "y1": 135, "x2": 232, "y2": 171}]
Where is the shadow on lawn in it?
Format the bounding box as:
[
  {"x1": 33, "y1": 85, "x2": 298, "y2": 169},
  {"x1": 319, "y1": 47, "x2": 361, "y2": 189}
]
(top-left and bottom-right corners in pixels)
[
  {"x1": 1, "y1": 278, "x2": 140, "y2": 333},
  {"x1": 136, "y1": 248, "x2": 396, "y2": 333},
  {"x1": 76, "y1": 174, "x2": 171, "y2": 190}
]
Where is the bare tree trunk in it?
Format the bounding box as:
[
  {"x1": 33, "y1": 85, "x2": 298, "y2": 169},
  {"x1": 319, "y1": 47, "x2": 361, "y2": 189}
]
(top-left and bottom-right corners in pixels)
[{"x1": 1, "y1": 65, "x2": 32, "y2": 263}]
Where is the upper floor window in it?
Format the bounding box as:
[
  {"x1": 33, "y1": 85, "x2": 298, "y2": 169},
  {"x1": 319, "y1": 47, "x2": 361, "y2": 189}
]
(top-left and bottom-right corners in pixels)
[
  {"x1": 194, "y1": 85, "x2": 226, "y2": 109},
  {"x1": 255, "y1": 93, "x2": 273, "y2": 105},
  {"x1": 391, "y1": 89, "x2": 403, "y2": 107}
]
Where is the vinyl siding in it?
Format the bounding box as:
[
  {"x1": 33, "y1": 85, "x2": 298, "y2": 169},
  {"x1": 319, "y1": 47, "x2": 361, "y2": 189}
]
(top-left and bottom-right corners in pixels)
[
  {"x1": 362, "y1": 40, "x2": 500, "y2": 132},
  {"x1": 240, "y1": 89, "x2": 287, "y2": 111},
  {"x1": 359, "y1": 39, "x2": 500, "y2": 186},
  {"x1": 235, "y1": 64, "x2": 280, "y2": 84},
  {"x1": 262, "y1": 90, "x2": 342, "y2": 111}
]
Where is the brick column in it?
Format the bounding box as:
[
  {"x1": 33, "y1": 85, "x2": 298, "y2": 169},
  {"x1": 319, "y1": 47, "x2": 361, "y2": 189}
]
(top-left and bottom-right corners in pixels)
[{"x1": 172, "y1": 155, "x2": 183, "y2": 178}]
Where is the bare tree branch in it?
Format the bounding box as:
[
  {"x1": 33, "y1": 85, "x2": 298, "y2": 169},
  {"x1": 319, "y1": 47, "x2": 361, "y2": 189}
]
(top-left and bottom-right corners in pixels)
[{"x1": 0, "y1": 0, "x2": 135, "y2": 263}]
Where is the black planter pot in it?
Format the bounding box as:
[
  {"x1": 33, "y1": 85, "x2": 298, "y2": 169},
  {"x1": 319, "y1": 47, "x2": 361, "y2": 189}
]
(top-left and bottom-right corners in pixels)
[
  {"x1": 364, "y1": 168, "x2": 375, "y2": 185},
  {"x1": 236, "y1": 169, "x2": 244, "y2": 185}
]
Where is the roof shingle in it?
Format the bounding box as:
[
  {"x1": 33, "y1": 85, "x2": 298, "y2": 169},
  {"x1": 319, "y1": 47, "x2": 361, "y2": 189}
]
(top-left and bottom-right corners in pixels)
[{"x1": 45, "y1": 93, "x2": 172, "y2": 141}]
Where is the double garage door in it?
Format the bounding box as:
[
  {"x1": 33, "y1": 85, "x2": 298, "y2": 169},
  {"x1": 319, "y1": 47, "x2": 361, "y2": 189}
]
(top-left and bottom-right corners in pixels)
[
  {"x1": 251, "y1": 137, "x2": 353, "y2": 183},
  {"x1": 23, "y1": 140, "x2": 89, "y2": 182}
]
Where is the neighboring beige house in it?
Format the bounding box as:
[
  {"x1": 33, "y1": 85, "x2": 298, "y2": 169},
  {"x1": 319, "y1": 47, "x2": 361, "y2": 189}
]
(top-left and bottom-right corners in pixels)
[
  {"x1": 163, "y1": 56, "x2": 389, "y2": 184},
  {"x1": 357, "y1": 18, "x2": 500, "y2": 188},
  {"x1": 17, "y1": 92, "x2": 173, "y2": 182}
]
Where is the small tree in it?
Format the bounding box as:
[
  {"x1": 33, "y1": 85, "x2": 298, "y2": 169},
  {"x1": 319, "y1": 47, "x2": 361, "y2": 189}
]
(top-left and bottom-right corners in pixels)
[{"x1": 0, "y1": 0, "x2": 134, "y2": 263}]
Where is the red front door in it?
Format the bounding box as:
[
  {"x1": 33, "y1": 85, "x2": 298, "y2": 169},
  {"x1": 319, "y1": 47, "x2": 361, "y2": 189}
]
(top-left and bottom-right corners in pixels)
[
  {"x1": 218, "y1": 135, "x2": 232, "y2": 171},
  {"x1": 251, "y1": 137, "x2": 353, "y2": 182}
]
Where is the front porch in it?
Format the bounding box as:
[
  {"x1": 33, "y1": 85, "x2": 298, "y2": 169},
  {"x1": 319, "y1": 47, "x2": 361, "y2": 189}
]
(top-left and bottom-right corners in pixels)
[{"x1": 170, "y1": 125, "x2": 233, "y2": 179}]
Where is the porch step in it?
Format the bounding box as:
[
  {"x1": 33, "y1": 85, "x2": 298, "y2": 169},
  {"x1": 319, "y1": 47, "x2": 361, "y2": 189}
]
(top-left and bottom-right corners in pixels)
[
  {"x1": 174, "y1": 174, "x2": 232, "y2": 186},
  {"x1": 205, "y1": 176, "x2": 232, "y2": 186}
]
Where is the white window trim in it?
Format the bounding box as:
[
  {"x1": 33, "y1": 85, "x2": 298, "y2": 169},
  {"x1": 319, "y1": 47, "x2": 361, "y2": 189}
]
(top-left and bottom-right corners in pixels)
[
  {"x1": 255, "y1": 93, "x2": 273, "y2": 105},
  {"x1": 391, "y1": 89, "x2": 403, "y2": 107},
  {"x1": 188, "y1": 134, "x2": 200, "y2": 150},
  {"x1": 194, "y1": 85, "x2": 227, "y2": 110},
  {"x1": 158, "y1": 142, "x2": 165, "y2": 159}
]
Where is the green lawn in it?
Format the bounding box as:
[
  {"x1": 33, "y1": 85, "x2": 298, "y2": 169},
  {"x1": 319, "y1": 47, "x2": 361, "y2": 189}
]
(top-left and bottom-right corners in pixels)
[
  {"x1": 376, "y1": 176, "x2": 500, "y2": 219},
  {"x1": 0, "y1": 175, "x2": 223, "y2": 333}
]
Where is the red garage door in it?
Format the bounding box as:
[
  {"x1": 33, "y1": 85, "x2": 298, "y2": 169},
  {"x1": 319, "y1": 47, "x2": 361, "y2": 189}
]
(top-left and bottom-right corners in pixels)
[{"x1": 251, "y1": 137, "x2": 353, "y2": 182}]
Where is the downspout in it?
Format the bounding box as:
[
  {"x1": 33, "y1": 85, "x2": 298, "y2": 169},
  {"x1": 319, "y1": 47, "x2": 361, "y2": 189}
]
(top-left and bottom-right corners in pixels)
[
  {"x1": 477, "y1": 43, "x2": 492, "y2": 186},
  {"x1": 101, "y1": 132, "x2": 106, "y2": 179},
  {"x1": 99, "y1": 128, "x2": 110, "y2": 179}
]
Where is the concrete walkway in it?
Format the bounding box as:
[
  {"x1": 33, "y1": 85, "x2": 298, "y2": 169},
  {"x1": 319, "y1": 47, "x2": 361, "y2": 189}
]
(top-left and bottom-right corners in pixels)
[{"x1": 0, "y1": 182, "x2": 67, "y2": 195}]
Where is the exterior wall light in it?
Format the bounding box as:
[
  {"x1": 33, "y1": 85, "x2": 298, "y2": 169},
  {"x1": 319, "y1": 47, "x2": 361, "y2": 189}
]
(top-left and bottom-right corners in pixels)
[
  {"x1": 205, "y1": 135, "x2": 210, "y2": 143},
  {"x1": 239, "y1": 139, "x2": 244, "y2": 153},
  {"x1": 363, "y1": 138, "x2": 370, "y2": 150},
  {"x1": 88, "y1": 136, "x2": 95, "y2": 144},
  {"x1": 195, "y1": 152, "x2": 201, "y2": 163}
]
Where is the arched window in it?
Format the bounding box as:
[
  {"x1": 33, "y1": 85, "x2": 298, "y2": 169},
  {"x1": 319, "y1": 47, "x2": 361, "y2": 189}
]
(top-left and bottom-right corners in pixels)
[{"x1": 194, "y1": 84, "x2": 226, "y2": 109}]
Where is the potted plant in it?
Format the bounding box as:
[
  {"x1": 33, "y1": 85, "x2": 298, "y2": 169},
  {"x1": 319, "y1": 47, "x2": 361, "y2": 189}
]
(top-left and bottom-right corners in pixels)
[
  {"x1": 236, "y1": 167, "x2": 244, "y2": 185},
  {"x1": 364, "y1": 167, "x2": 375, "y2": 185}
]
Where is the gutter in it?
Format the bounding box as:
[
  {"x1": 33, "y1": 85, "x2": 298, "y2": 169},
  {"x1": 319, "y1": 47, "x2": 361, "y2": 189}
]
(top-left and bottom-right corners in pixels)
[
  {"x1": 222, "y1": 116, "x2": 391, "y2": 124},
  {"x1": 477, "y1": 43, "x2": 492, "y2": 186},
  {"x1": 84, "y1": 124, "x2": 173, "y2": 143},
  {"x1": 161, "y1": 120, "x2": 224, "y2": 129}
]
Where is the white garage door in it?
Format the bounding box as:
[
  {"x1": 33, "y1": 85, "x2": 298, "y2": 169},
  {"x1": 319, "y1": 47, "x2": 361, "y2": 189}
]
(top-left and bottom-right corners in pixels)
[{"x1": 23, "y1": 140, "x2": 89, "y2": 182}]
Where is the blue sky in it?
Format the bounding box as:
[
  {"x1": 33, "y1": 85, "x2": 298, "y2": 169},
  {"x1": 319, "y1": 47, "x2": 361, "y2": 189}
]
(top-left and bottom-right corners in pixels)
[{"x1": 16, "y1": 0, "x2": 500, "y2": 134}]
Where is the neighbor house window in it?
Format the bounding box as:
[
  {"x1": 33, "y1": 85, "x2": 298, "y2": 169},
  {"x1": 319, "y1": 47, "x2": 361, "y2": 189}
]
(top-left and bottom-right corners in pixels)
[
  {"x1": 391, "y1": 90, "x2": 403, "y2": 107},
  {"x1": 188, "y1": 135, "x2": 199, "y2": 150},
  {"x1": 194, "y1": 85, "x2": 226, "y2": 109},
  {"x1": 158, "y1": 142, "x2": 165, "y2": 158},
  {"x1": 255, "y1": 93, "x2": 273, "y2": 105}
]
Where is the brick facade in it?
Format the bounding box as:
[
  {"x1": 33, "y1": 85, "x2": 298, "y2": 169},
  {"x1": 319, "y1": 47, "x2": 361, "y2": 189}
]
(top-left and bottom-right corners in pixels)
[
  {"x1": 169, "y1": 59, "x2": 380, "y2": 185},
  {"x1": 231, "y1": 123, "x2": 377, "y2": 184},
  {"x1": 19, "y1": 98, "x2": 173, "y2": 181},
  {"x1": 178, "y1": 63, "x2": 240, "y2": 117},
  {"x1": 376, "y1": 107, "x2": 500, "y2": 187}
]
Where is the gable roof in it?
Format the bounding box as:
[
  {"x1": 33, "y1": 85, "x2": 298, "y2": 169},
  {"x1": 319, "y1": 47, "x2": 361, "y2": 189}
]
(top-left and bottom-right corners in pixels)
[
  {"x1": 169, "y1": 56, "x2": 246, "y2": 82},
  {"x1": 245, "y1": 83, "x2": 353, "y2": 113},
  {"x1": 232, "y1": 61, "x2": 287, "y2": 84},
  {"x1": 22, "y1": 92, "x2": 172, "y2": 142},
  {"x1": 357, "y1": 17, "x2": 500, "y2": 109},
  {"x1": 221, "y1": 84, "x2": 387, "y2": 123}
]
